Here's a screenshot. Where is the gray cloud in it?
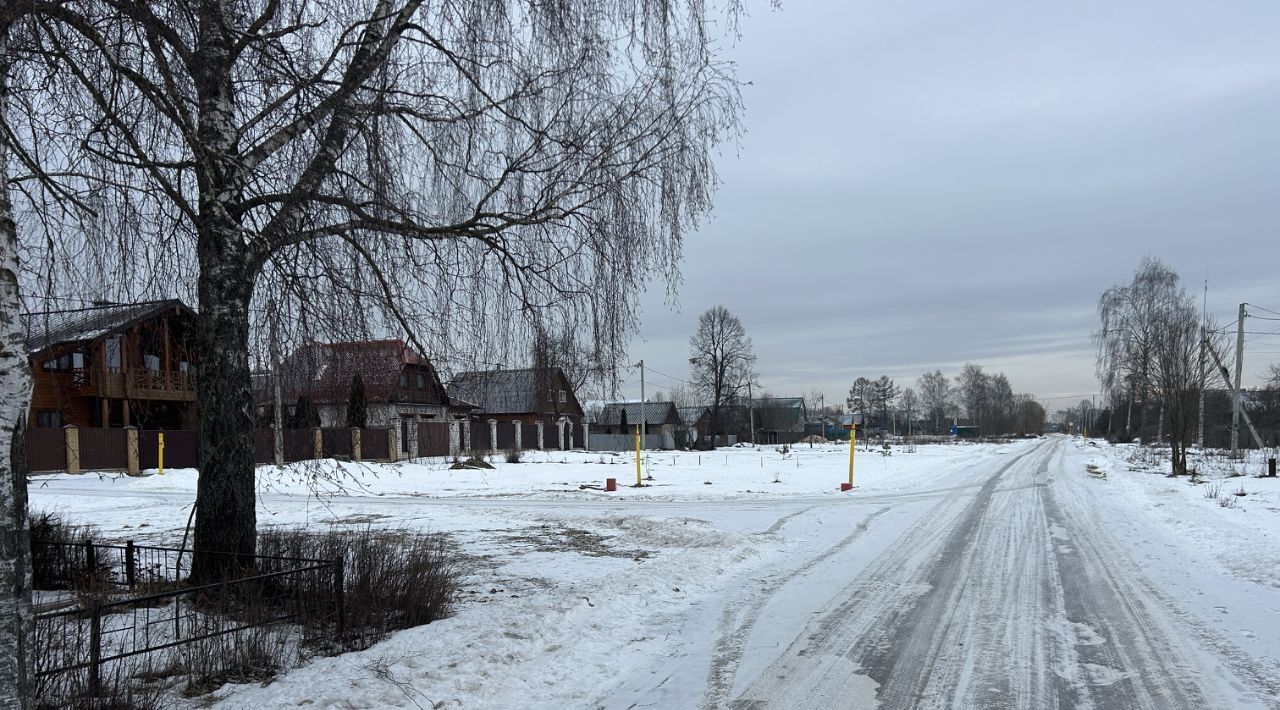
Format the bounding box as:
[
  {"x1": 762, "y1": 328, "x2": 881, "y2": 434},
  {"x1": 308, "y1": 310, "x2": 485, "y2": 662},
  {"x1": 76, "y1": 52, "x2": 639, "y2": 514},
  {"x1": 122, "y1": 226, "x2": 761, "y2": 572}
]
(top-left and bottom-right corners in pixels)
[{"x1": 619, "y1": 0, "x2": 1280, "y2": 407}]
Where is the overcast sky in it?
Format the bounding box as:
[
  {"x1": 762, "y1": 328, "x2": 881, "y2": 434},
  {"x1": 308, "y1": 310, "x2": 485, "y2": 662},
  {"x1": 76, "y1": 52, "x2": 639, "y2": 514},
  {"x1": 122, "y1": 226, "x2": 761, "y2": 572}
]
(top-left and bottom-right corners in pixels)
[{"x1": 617, "y1": 0, "x2": 1280, "y2": 411}]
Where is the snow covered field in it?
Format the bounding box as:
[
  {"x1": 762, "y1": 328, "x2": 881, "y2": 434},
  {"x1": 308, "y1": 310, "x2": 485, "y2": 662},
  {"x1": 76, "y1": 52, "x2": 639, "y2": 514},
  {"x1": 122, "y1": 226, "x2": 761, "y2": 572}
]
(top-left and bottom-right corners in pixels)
[{"x1": 27, "y1": 437, "x2": 1280, "y2": 708}]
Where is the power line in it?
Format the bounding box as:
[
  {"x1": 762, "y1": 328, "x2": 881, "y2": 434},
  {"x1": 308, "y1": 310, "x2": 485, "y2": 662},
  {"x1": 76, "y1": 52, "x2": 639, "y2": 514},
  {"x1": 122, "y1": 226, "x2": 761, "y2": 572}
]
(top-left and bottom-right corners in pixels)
[{"x1": 1245, "y1": 302, "x2": 1280, "y2": 318}]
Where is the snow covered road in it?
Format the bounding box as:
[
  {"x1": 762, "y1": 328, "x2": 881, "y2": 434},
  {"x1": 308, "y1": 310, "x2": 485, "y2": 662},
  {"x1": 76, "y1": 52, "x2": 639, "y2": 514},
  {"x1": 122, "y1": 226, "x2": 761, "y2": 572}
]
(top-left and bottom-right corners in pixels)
[{"x1": 712, "y1": 438, "x2": 1277, "y2": 710}]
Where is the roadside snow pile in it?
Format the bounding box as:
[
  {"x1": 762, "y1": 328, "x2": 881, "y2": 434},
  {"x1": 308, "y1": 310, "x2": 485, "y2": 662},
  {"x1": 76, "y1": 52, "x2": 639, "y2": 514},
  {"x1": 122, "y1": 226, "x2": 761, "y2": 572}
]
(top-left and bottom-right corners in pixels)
[{"x1": 1072, "y1": 441, "x2": 1280, "y2": 589}]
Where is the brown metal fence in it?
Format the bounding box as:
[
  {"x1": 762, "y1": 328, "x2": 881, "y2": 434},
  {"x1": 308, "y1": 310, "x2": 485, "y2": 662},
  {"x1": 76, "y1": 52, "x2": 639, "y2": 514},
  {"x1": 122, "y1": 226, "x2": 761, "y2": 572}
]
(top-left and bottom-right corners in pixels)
[
  {"x1": 78, "y1": 428, "x2": 129, "y2": 471},
  {"x1": 360, "y1": 428, "x2": 390, "y2": 460},
  {"x1": 283, "y1": 429, "x2": 314, "y2": 462},
  {"x1": 495, "y1": 422, "x2": 516, "y2": 450},
  {"x1": 520, "y1": 423, "x2": 540, "y2": 449},
  {"x1": 26, "y1": 428, "x2": 67, "y2": 472},
  {"x1": 543, "y1": 417, "x2": 560, "y2": 450},
  {"x1": 138, "y1": 430, "x2": 199, "y2": 470},
  {"x1": 254, "y1": 429, "x2": 275, "y2": 464},
  {"x1": 320, "y1": 428, "x2": 353, "y2": 459},
  {"x1": 418, "y1": 422, "x2": 450, "y2": 457},
  {"x1": 469, "y1": 421, "x2": 489, "y2": 451}
]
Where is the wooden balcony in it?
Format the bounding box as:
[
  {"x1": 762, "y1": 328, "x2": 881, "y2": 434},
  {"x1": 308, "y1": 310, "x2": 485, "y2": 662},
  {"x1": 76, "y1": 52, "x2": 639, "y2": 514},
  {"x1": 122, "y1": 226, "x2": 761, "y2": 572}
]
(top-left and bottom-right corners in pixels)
[{"x1": 125, "y1": 367, "x2": 196, "y2": 401}]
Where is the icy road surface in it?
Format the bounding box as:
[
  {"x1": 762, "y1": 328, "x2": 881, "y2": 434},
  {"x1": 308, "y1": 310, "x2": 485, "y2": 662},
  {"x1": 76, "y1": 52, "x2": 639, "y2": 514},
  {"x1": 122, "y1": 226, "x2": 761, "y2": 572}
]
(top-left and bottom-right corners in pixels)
[
  {"x1": 717, "y1": 437, "x2": 1277, "y2": 710},
  {"x1": 29, "y1": 437, "x2": 1280, "y2": 709}
]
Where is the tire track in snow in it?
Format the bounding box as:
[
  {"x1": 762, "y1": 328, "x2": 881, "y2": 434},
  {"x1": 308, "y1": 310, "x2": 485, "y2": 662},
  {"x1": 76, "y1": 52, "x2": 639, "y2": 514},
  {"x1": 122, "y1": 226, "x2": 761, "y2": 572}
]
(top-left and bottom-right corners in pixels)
[
  {"x1": 700, "y1": 504, "x2": 891, "y2": 710},
  {"x1": 731, "y1": 442, "x2": 1082, "y2": 708}
]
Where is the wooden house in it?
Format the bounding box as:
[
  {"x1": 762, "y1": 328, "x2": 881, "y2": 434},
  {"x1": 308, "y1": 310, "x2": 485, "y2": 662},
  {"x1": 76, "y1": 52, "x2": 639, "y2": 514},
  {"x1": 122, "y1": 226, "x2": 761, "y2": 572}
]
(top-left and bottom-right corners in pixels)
[
  {"x1": 23, "y1": 300, "x2": 199, "y2": 429},
  {"x1": 593, "y1": 401, "x2": 683, "y2": 449},
  {"x1": 447, "y1": 367, "x2": 584, "y2": 425}
]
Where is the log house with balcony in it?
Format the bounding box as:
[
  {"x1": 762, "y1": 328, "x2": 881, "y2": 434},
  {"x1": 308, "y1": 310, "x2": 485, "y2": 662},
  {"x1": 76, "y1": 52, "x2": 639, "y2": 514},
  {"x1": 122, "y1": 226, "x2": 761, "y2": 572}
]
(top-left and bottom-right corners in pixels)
[{"x1": 23, "y1": 300, "x2": 199, "y2": 429}]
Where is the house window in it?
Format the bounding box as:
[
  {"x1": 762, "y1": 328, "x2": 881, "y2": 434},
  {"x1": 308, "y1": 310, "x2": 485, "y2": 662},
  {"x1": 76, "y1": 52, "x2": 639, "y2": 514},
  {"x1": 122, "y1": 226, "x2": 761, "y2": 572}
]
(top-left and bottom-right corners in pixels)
[
  {"x1": 36, "y1": 410, "x2": 63, "y2": 428},
  {"x1": 416, "y1": 373, "x2": 426, "y2": 389},
  {"x1": 399, "y1": 372, "x2": 408, "y2": 388},
  {"x1": 558, "y1": 390, "x2": 567, "y2": 403},
  {"x1": 104, "y1": 336, "x2": 122, "y2": 371}
]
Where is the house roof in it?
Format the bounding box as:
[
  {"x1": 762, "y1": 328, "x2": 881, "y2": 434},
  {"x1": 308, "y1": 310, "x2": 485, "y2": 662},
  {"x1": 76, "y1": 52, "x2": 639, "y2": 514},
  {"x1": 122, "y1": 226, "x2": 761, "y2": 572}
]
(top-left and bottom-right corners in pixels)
[
  {"x1": 448, "y1": 367, "x2": 570, "y2": 415},
  {"x1": 275, "y1": 339, "x2": 443, "y2": 405},
  {"x1": 596, "y1": 401, "x2": 681, "y2": 426},
  {"x1": 21, "y1": 299, "x2": 192, "y2": 355},
  {"x1": 677, "y1": 406, "x2": 710, "y2": 425},
  {"x1": 750, "y1": 397, "x2": 806, "y2": 410}
]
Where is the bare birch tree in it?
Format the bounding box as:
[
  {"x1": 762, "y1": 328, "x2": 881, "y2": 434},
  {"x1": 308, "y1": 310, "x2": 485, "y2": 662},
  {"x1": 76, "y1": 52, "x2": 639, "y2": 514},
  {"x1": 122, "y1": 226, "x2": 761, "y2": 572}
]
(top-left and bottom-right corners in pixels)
[
  {"x1": 22, "y1": 1, "x2": 743, "y2": 577},
  {"x1": 2, "y1": 8, "x2": 43, "y2": 703},
  {"x1": 917, "y1": 369, "x2": 950, "y2": 434},
  {"x1": 1096, "y1": 258, "x2": 1181, "y2": 440}
]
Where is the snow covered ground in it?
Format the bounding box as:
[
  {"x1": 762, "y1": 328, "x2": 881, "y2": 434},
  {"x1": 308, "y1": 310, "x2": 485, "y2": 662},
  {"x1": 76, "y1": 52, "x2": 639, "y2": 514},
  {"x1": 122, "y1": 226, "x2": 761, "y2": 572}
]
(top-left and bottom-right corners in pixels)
[{"x1": 27, "y1": 437, "x2": 1280, "y2": 708}]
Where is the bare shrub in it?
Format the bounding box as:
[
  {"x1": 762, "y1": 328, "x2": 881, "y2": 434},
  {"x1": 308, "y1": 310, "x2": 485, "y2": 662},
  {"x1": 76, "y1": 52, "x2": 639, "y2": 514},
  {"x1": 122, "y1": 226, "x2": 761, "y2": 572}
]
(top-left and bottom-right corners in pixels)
[
  {"x1": 29, "y1": 511, "x2": 99, "y2": 591},
  {"x1": 505, "y1": 448, "x2": 523, "y2": 464},
  {"x1": 257, "y1": 526, "x2": 461, "y2": 650}
]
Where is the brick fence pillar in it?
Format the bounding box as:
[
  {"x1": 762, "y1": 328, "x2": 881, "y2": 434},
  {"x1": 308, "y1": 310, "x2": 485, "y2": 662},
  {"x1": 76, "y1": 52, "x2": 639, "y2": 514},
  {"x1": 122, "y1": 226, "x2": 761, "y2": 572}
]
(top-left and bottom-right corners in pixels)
[
  {"x1": 488, "y1": 419, "x2": 498, "y2": 452},
  {"x1": 312, "y1": 427, "x2": 323, "y2": 460},
  {"x1": 449, "y1": 419, "x2": 461, "y2": 457},
  {"x1": 125, "y1": 426, "x2": 140, "y2": 476},
  {"x1": 64, "y1": 425, "x2": 81, "y2": 474},
  {"x1": 352, "y1": 427, "x2": 362, "y2": 461},
  {"x1": 461, "y1": 419, "x2": 471, "y2": 454},
  {"x1": 513, "y1": 420, "x2": 523, "y2": 450},
  {"x1": 536, "y1": 420, "x2": 545, "y2": 450}
]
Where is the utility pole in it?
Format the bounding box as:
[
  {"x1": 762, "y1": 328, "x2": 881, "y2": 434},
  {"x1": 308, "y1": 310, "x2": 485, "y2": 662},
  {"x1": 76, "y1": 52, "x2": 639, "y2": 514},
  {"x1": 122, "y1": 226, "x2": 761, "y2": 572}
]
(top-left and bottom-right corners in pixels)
[
  {"x1": 748, "y1": 381, "x2": 755, "y2": 446},
  {"x1": 269, "y1": 298, "x2": 284, "y2": 466},
  {"x1": 1206, "y1": 336, "x2": 1264, "y2": 450},
  {"x1": 1231, "y1": 303, "x2": 1246, "y2": 457},
  {"x1": 637, "y1": 359, "x2": 645, "y2": 452},
  {"x1": 1197, "y1": 279, "x2": 1207, "y2": 448}
]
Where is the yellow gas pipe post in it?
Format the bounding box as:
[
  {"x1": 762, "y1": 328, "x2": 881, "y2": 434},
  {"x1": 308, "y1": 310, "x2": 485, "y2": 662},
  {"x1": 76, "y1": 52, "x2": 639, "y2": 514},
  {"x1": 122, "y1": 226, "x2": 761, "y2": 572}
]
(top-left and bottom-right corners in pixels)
[
  {"x1": 158, "y1": 432, "x2": 165, "y2": 476},
  {"x1": 847, "y1": 423, "x2": 856, "y2": 488},
  {"x1": 635, "y1": 424, "x2": 642, "y2": 486}
]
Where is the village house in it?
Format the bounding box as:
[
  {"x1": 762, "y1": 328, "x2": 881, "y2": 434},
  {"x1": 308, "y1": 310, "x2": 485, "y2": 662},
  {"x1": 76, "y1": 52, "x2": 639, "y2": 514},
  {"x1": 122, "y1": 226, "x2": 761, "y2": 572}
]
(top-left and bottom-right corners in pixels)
[
  {"x1": 593, "y1": 401, "x2": 684, "y2": 449},
  {"x1": 23, "y1": 300, "x2": 199, "y2": 430},
  {"x1": 265, "y1": 339, "x2": 456, "y2": 434},
  {"x1": 448, "y1": 367, "x2": 583, "y2": 424}
]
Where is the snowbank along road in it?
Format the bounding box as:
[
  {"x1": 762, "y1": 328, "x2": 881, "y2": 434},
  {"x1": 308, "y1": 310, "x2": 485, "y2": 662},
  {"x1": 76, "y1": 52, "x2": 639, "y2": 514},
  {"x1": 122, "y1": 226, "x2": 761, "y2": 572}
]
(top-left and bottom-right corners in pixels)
[{"x1": 698, "y1": 438, "x2": 1275, "y2": 710}]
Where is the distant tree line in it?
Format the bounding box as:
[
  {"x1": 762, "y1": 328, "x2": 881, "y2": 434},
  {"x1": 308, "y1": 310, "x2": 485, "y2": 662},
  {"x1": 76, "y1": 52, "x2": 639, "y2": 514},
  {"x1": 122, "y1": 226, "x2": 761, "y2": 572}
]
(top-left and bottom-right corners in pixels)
[{"x1": 843, "y1": 367, "x2": 1045, "y2": 437}]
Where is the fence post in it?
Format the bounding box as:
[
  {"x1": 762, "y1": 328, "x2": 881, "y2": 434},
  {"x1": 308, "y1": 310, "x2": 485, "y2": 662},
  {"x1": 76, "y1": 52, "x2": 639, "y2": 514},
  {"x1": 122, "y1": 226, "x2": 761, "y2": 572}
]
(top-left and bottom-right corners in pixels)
[
  {"x1": 449, "y1": 419, "x2": 460, "y2": 457},
  {"x1": 513, "y1": 420, "x2": 523, "y2": 450},
  {"x1": 84, "y1": 538, "x2": 96, "y2": 571},
  {"x1": 488, "y1": 419, "x2": 497, "y2": 452},
  {"x1": 387, "y1": 428, "x2": 397, "y2": 462},
  {"x1": 125, "y1": 540, "x2": 136, "y2": 589},
  {"x1": 408, "y1": 417, "x2": 420, "y2": 459},
  {"x1": 352, "y1": 427, "x2": 362, "y2": 461},
  {"x1": 125, "y1": 425, "x2": 140, "y2": 475},
  {"x1": 333, "y1": 558, "x2": 346, "y2": 641},
  {"x1": 312, "y1": 427, "x2": 323, "y2": 460},
  {"x1": 88, "y1": 600, "x2": 103, "y2": 695},
  {"x1": 64, "y1": 424, "x2": 81, "y2": 474},
  {"x1": 536, "y1": 420, "x2": 545, "y2": 450},
  {"x1": 461, "y1": 419, "x2": 471, "y2": 454}
]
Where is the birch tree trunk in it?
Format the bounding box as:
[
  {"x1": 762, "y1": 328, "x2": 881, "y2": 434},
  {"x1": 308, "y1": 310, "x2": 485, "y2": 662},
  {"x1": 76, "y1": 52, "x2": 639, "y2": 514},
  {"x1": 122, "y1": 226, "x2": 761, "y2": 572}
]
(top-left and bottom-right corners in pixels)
[
  {"x1": 189, "y1": 4, "x2": 258, "y2": 579},
  {"x1": 0, "y1": 23, "x2": 35, "y2": 708}
]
